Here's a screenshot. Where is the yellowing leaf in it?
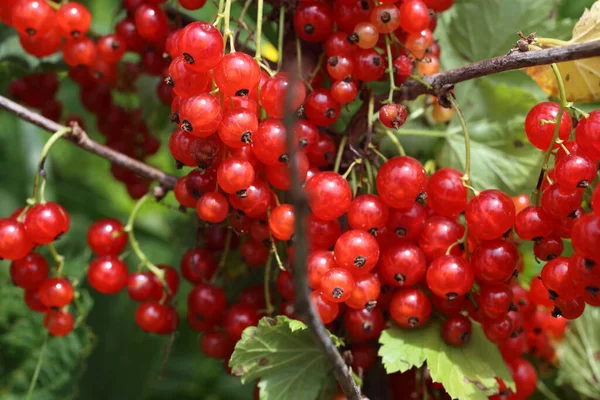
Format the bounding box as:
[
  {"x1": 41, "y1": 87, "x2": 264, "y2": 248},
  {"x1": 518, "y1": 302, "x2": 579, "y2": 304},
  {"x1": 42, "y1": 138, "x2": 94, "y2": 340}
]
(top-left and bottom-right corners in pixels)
[{"x1": 526, "y1": 1, "x2": 600, "y2": 102}]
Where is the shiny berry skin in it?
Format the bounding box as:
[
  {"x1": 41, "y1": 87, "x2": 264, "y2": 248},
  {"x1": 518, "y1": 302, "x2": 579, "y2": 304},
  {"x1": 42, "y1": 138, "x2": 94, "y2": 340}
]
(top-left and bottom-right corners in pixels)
[
  {"x1": 217, "y1": 157, "x2": 256, "y2": 195},
  {"x1": 240, "y1": 238, "x2": 269, "y2": 267},
  {"x1": 327, "y1": 56, "x2": 354, "y2": 80},
  {"x1": 555, "y1": 153, "x2": 597, "y2": 192},
  {"x1": 38, "y1": 278, "x2": 74, "y2": 308},
  {"x1": 310, "y1": 291, "x2": 339, "y2": 323},
  {"x1": 379, "y1": 104, "x2": 407, "y2": 129},
  {"x1": 11, "y1": 0, "x2": 55, "y2": 37},
  {"x1": 541, "y1": 256, "x2": 578, "y2": 300},
  {"x1": 136, "y1": 301, "x2": 168, "y2": 333},
  {"x1": 325, "y1": 31, "x2": 357, "y2": 57},
  {"x1": 97, "y1": 34, "x2": 126, "y2": 64},
  {"x1": 180, "y1": 248, "x2": 217, "y2": 284},
  {"x1": 370, "y1": 4, "x2": 401, "y2": 33},
  {"x1": 483, "y1": 315, "x2": 513, "y2": 344},
  {"x1": 465, "y1": 189, "x2": 515, "y2": 240},
  {"x1": 331, "y1": 78, "x2": 358, "y2": 104},
  {"x1": 218, "y1": 109, "x2": 258, "y2": 148},
  {"x1": 334, "y1": 230, "x2": 380, "y2": 274},
  {"x1": 347, "y1": 194, "x2": 389, "y2": 234},
  {"x1": 350, "y1": 22, "x2": 379, "y2": 49},
  {"x1": 378, "y1": 242, "x2": 426, "y2": 287},
  {"x1": 115, "y1": 18, "x2": 145, "y2": 53},
  {"x1": 399, "y1": 0, "x2": 430, "y2": 33},
  {"x1": 18, "y1": 28, "x2": 62, "y2": 58},
  {"x1": 188, "y1": 284, "x2": 227, "y2": 320},
  {"x1": 471, "y1": 239, "x2": 519, "y2": 285},
  {"x1": 432, "y1": 294, "x2": 468, "y2": 316},
  {"x1": 196, "y1": 192, "x2": 229, "y2": 223},
  {"x1": 269, "y1": 204, "x2": 296, "y2": 241},
  {"x1": 305, "y1": 172, "x2": 352, "y2": 221},
  {"x1": 386, "y1": 203, "x2": 426, "y2": 241},
  {"x1": 307, "y1": 214, "x2": 341, "y2": 250},
  {"x1": 541, "y1": 183, "x2": 583, "y2": 218},
  {"x1": 87, "y1": 255, "x2": 129, "y2": 295},
  {"x1": 56, "y1": 2, "x2": 91, "y2": 39},
  {"x1": 304, "y1": 89, "x2": 341, "y2": 126},
  {"x1": 306, "y1": 133, "x2": 335, "y2": 168},
  {"x1": 345, "y1": 273, "x2": 381, "y2": 310},
  {"x1": 0, "y1": 218, "x2": 34, "y2": 260},
  {"x1": 376, "y1": 156, "x2": 427, "y2": 210},
  {"x1": 514, "y1": 206, "x2": 555, "y2": 241},
  {"x1": 553, "y1": 296, "x2": 585, "y2": 319},
  {"x1": 179, "y1": 22, "x2": 224, "y2": 72},
  {"x1": 276, "y1": 270, "x2": 295, "y2": 301},
  {"x1": 353, "y1": 49, "x2": 385, "y2": 82},
  {"x1": 44, "y1": 310, "x2": 75, "y2": 337},
  {"x1": 179, "y1": 94, "x2": 223, "y2": 137},
  {"x1": 442, "y1": 315, "x2": 472, "y2": 347},
  {"x1": 427, "y1": 255, "x2": 474, "y2": 300},
  {"x1": 426, "y1": 168, "x2": 467, "y2": 217},
  {"x1": 508, "y1": 358, "x2": 538, "y2": 399},
  {"x1": 266, "y1": 153, "x2": 310, "y2": 190},
  {"x1": 418, "y1": 216, "x2": 464, "y2": 262},
  {"x1": 214, "y1": 52, "x2": 260, "y2": 97},
  {"x1": 524, "y1": 102, "x2": 572, "y2": 150},
  {"x1": 479, "y1": 284, "x2": 513, "y2": 319},
  {"x1": 167, "y1": 56, "x2": 211, "y2": 98},
  {"x1": 534, "y1": 234, "x2": 564, "y2": 261},
  {"x1": 229, "y1": 179, "x2": 273, "y2": 219},
  {"x1": 252, "y1": 119, "x2": 288, "y2": 165},
  {"x1": 201, "y1": 331, "x2": 234, "y2": 359},
  {"x1": 24, "y1": 288, "x2": 47, "y2": 312},
  {"x1": 10, "y1": 253, "x2": 48, "y2": 289},
  {"x1": 320, "y1": 268, "x2": 356, "y2": 303},
  {"x1": 576, "y1": 111, "x2": 600, "y2": 160},
  {"x1": 389, "y1": 288, "x2": 432, "y2": 328},
  {"x1": 393, "y1": 55, "x2": 413, "y2": 84},
  {"x1": 63, "y1": 37, "x2": 97, "y2": 67},
  {"x1": 127, "y1": 272, "x2": 155, "y2": 301},
  {"x1": 260, "y1": 73, "x2": 306, "y2": 118},
  {"x1": 344, "y1": 308, "x2": 385, "y2": 342},
  {"x1": 224, "y1": 303, "x2": 260, "y2": 341},
  {"x1": 134, "y1": 4, "x2": 168, "y2": 43},
  {"x1": 24, "y1": 202, "x2": 70, "y2": 244},
  {"x1": 307, "y1": 250, "x2": 336, "y2": 289},
  {"x1": 87, "y1": 218, "x2": 127, "y2": 255},
  {"x1": 293, "y1": 1, "x2": 334, "y2": 43}
]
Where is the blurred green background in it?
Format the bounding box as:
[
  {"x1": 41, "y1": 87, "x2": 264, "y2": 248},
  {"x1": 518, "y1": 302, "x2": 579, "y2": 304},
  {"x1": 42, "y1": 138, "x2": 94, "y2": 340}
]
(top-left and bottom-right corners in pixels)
[{"x1": 0, "y1": 0, "x2": 598, "y2": 399}]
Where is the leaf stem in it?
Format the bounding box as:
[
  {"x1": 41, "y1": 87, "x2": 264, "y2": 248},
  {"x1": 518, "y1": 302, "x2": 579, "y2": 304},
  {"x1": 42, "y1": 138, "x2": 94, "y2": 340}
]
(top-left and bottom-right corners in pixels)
[
  {"x1": 365, "y1": 159, "x2": 375, "y2": 194},
  {"x1": 254, "y1": 0, "x2": 264, "y2": 61},
  {"x1": 447, "y1": 95, "x2": 472, "y2": 193},
  {"x1": 26, "y1": 332, "x2": 49, "y2": 400},
  {"x1": 276, "y1": 4, "x2": 285, "y2": 72},
  {"x1": 333, "y1": 136, "x2": 348, "y2": 174}
]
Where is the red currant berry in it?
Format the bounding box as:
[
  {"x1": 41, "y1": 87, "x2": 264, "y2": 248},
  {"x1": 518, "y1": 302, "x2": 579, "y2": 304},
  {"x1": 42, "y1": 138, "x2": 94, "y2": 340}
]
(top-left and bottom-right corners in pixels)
[
  {"x1": 379, "y1": 104, "x2": 408, "y2": 129},
  {"x1": 426, "y1": 168, "x2": 467, "y2": 217},
  {"x1": 87, "y1": 218, "x2": 127, "y2": 255},
  {"x1": 10, "y1": 252, "x2": 49, "y2": 289},
  {"x1": 127, "y1": 272, "x2": 156, "y2": 302},
  {"x1": 441, "y1": 315, "x2": 472, "y2": 346},
  {"x1": 260, "y1": 73, "x2": 306, "y2": 118},
  {"x1": 347, "y1": 194, "x2": 389, "y2": 234},
  {"x1": 214, "y1": 52, "x2": 260, "y2": 97},
  {"x1": 418, "y1": 216, "x2": 464, "y2": 262},
  {"x1": 0, "y1": 218, "x2": 34, "y2": 260},
  {"x1": 334, "y1": 229, "x2": 380, "y2": 274},
  {"x1": 541, "y1": 183, "x2": 583, "y2": 218},
  {"x1": 483, "y1": 315, "x2": 513, "y2": 344},
  {"x1": 11, "y1": 0, "x2": 55, "y2": 37},
  {"x1": 134, "y1": 4, "x2": 168, "y2": 43},
  {"x1": 389, "y1": 288, "x2": 432, "y2": 328},
  {"x1": 310, "y1": 291, "x2": 339, "y2": 323},
  {"x1": 24, "y1": 202, "x2": 70, "y2": 244},
  {"x1": 534, "y1": 234, "x2": 564, "y2": 261},
  {"x1": 180, "y1": 248, "x2": 217, "y2": 284},
  {"x1": 479, "y1": 283, "x2": 514, "y2": 320},
  {"x1": 399, "y1": 0, "x2": 430, "y2": 33},
  {"x1": 87, "y1": 255, "x2": 128, "y2": 294},
  {"x1": 269, "y1": 204, "x2": 296, "y2": 241},
  {"x1": 307, "y1": 250, "x2": 335, "y2": 289},
  {"x1": 293, "y1": 2, "x2": 334, "y2": 42},
  {"x1": 305, "y1": 172, "x2": 352, "y2": 221},
  {"x1": 555, "y1": 152, "x2": 597, "y2": 192},
  {"x1": 344, "y1": 308, "x2": 385, "y2": 342},
  {"x1": 224, "y1": 303, "x2": 260, "y2": 341},
  {"x1": 427, "y1": 255, "x2": 474, "y2": 300},
  {"x1": 56, "y1": 2, "x2": 91, "y2": 39},
  {"x1": 471, "y1": 239, "x2": 519, "y2": 285},
  {"x1": 135, "y1": 301, "x2": 168, "y2": 333},
  {"x1": 201, "y1": 331, "x2": 234, "y2": 359},
  {"x1": 541, "y1": 256, "x2": 578, "y2": 300},
  {"x1": 514, "y1": 206, "x2": 555, "y2": 241},
  {"x1": 378, "y1": 242, "x2": 426, "y2": 287},
  {"x1": 44, "y1": 309, "x2": 75, "y2": 337},
  {"x1": 376, "y1": 156, "x2": 427, "y2": 210},
  {"x1": 525, "y1": 102, "x2": 572, "y2": 150},
  {"x1": 304, "y1": 89, "x2": 341, "y2": 126},
  {"x1": 38, "y1": 278, "x2": 74, "y2": 308},
  {"x1": 188, "y1": 284, "x2": 227, "y2": 320},
  {"x1": 465, "y1": 189, "x2": 515, "y2": 240},
  {"x1": 320, "y1": 267, "x2": 356, "y2": 303}
]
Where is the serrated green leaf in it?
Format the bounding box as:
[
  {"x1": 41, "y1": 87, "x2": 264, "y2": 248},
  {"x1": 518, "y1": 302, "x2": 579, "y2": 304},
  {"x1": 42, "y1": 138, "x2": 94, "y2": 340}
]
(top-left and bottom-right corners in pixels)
[
  {"x1": 229, "y1": 316, "x2": 342, "y2": 400},
  {"x1": 379, "y1": 319, "x2": 515, "y2": 400}
]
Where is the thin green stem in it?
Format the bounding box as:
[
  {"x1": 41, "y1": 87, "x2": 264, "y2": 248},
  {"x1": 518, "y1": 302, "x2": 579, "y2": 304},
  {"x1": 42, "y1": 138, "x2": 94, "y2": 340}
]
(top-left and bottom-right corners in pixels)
[
  {"x1": 383, "y1": 130, "x2": 405, "y2": 156},
  {"x1": 410, "y1": 74, "x2": 432, "y2": 90},
  {"x1": 26, "y1": 332, "x2": 49, "y2": 400},
  {"x1": 212, "y1": 0, "x2": 226, "y2": 28},
  {"x1": 276, "y1": 5, "x2": 285, "y2": 72},
  {"x1": 350, "y1": 168, "x2": 358, "y2": 197},
  {"x1": 306, "y1": 52, "x2": 325, "y2": 87},
  {"x1": 296, "y1": 36, "x2": 303, "y2": 81},
  {"x1": 384, "y1": 34, "x2": 397, "y2": 103},
  {"x1": 393, "y1": 129, "x2": 446, "y2": 137},
  {"x1": 32, "y1": 127, "x2": 71, "y2": 203},
  {"x1": 218, "y1": 228, "x2": 233, "y2": 270},
  {"x1": 365, "y1": 159, "x2": 375, "y2": 194},
  {"x1": 368, "y1": 144, "x2": 388, "y2": 162},
  {"x1": 342, "y1": 160, "x2": 361, "y2": 180},
  {"x1": 47, "y1": 242, "x2": 65, "y2": 276},
  {"x1": 447, "y1": 95, "x2": 472, "y2": 192},
  {"x1": 271, "y1": 240, "x2": 286, "y2": 271},
  {"x1": 536, "y1": 37, "x2": 570, "y2": 47},
  {"x1": 264, "y1": 255, "x2": 274, "y2": 315},
  {"x1": 254, "y1": 0, "x2": 264, "y2": 61},
  {"x1": 333, "y1": 136, "x2": 348, "y2": 174},
  {"x1": 222, "y1": 0, "x2": 235, "y2": 52}
]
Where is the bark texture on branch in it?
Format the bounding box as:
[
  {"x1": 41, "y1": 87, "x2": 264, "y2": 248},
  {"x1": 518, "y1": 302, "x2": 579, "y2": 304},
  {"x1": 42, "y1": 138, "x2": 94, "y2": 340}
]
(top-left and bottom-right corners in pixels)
[{"x1": 0, "y1": 95, "x2": 178, "y2": 190}]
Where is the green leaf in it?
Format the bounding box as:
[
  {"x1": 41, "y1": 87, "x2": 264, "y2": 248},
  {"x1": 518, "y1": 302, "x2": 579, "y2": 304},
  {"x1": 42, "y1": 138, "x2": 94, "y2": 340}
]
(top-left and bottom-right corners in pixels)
[
  {"x1": 229, "y1": 316, "x2": 342, "y2": 400},
  {"x1": 379, "y1": 318, "x2": 515, "y2": 400},
  {"x1": 436, "y1": 79, "x2": 543, "y2": 195},
  {"x1": 449, "y1": 0, "x2": 558, "y2": 62}
]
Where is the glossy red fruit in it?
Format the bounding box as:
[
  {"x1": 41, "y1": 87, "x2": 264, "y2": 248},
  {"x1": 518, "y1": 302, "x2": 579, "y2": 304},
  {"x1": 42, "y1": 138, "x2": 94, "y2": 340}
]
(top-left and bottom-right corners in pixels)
[
  {"x1": 180, "y1": 248, "x2": 217, "y2": 284},
  {"x1": 576, "y1": 111, "x2": 600, "y2": 160},
  {"x1": 465, "y1": 189, "x2": 515, "y2": 240},
  {"x1": 389, "y1": 288, "x2": 432, "y2": 328},
  {"x1": 188, "y1": 284, "x2": 227, "y2": 320},
  {"x1": 378, "y1": 242, "x2": 426, "y2": 287},
  {"x1": 508, "y1": 358, "x2": 537, "y2": 399},
  {"x1": 269, "y1": 204, "x2": 296, "y2": 241},
  {"x1": 224, "y1": 303, "x2": 260, "y2": 341},
  {"x1": 483, "y1": 315, "x2": 513, "y2": 344},
  {"x1": 307, "y1": 215, "x2": 341, "y2": 250},
  {"x1": 24, "y1": 288, "x2": 47, "y2": 312},
  {"x1": 320, "y1": 268, "x2": 356, "y2": 303},
  {"x1": 426, "y1": 168, "x2": 467, "y2": 217},
  {"x1": 196, "y1": 192, "x2": 229, "y2": 223},
  {"x1": 62, "y1": 37, "x2": 97, "y2": 67},
  {"x1": 87, "y1": 218, "x2": 128, "y2": 255},
  {"x1": 38, "y1": 278, "x2": 74, "y2": 308},
  {"x1": 18, "y1": 27, "x2": 62, "y2": 57},
  {"x1": 534, "y1": 234, "x2": 564, "y2": 261},
  {"x1": 525, "y1": 102, "x2": 572, "y2": 150},
  {"x1": 307, "y1": 250, "x2": 336, "y2": 289},
  {"x1": 11, "y1": 0, "x2": 55, "y2": 37},
  {"x1": 44, "y1": 310, "x2": 75, "y2": 337},
  {"x1": 353, "y1": 49, "x2": 385, "y2": 82},
  {"x1": 432, "y1": 294, "x2": 468, "y2": 316},
  {"x1": 345, "y1": 308, "x2": 385, "y2": 342},
  {"x1": 442, "y1": 315, "x2": 472, "y2": 347},
  {"x1": 240, "y1": 238, "x2": 269, "y2": 267},
  {"x1": 87, "y1": 255, "x2": 129, "y2": 294},
  {"x1": 179, "y1": 21, "x2": 224, "y2": 72},
  {"x1": 304, "y1": 89, "x2": 341, "y2": 126},
  {"x1": 331, "y1": 78, "x2": 358, "y2": 104},
  {"x1": 24, "y1": 202, "x2": 70, "y2": 244},
  {"x1": 334, "y1": 230, "x2": 380, "y2": 274},
  {"x1": 305, "y1": 172, "x2": 352, "y2": 221},
  {"x1": 345, "y1": 273, "x2": 381, "y2": 310},
  {"x1": 376, "y1": 156, "x2": 427, "y2": 210},
  {"x1": 265, "y1": 153, "x2": 310, "y2": 190},
  {"x1": 418, "y1": 216, "x2": 464, "y2": 262},
  {"x1": 541, "y1": 183, "x2": 583, "y2": 218},
  {"x1": 386, "y1": 203, "x2": 426, "y2": 241},
  {"x1": 347, "y1": 194, "x2": 389, "y2": 234},
  {"x1": 427, "y1": 255, "x2": 474, "y2": 300},
  {"x1": 571, "y1": 213, "x2": 600, "y2": 262},
  {"x1": 127, "y1": 272, "x2": 156, "y2": 301},
  {"x1": 56, "y1": 2, "x2": 91, "y2": 39},
  {"x1": 514, "y1": 206, "x2": 555, "y2": 241},
  {"x1": 179, "y1": 94, "x2": 223, "y2": 137},
  {"x1": 293, "y1": 1, "x2": 334, "y2": 42},
  {"x1": 201, "y1": 331, "x2": 234, "y2": 359},
  {"x1": 97, "y1": 34, "x2": 127, "y2": 63},
  {"x1": 136, "y1": 301, "x2": 168, "y2": 332},
  {"x1": 471, "y1": 239, "x2": 519, "y2": 285},
  {"x1": 229, "y1": 179, "x2": 274, "y2": 219},
  {"x1": 260, "y1": 73, "x2": 306, "y2": 118},
  {"x1": 167, "y1": 56, "x2": 211, "y2": 97},
  {"x1": 541, "y1": 256, "x2": 578, "y2": 300},
  {"x1": 479, "y1": 284, "x2": 514, "y2": 319},
  {"x1": 218, "y1": 109, "x2": 258, "y2": 148},
  {"x1": 555, "y1": 153, "x2": 597, "y2": 192},
  {"x1": 134, "y1": 4, "x2": 168, "y2": 43},
  {"x1": 553, "y1": 296, "x2": 585, "y2": 319},
  {"x1": 379, "y1": 104, "x2": 408, "y2": 129},
  {"x1": 310, "y1": 291, "x2": 339, "y2": 323},
  {"x1": 399, "y1": 0, "x2": 430, "y2": 33},
  {"x1": 10, "y1": 253, "x2": 48, "y2": 289},
  {"x1": 0, "y1": 218, "x2": 34, "y2": 260},
  {"x1": 214, "y1": 52, "x2": 260, "y2": 97},
  {"x1": 276, "y1": 270, "x2": 295, "y2": 301},
  {"x1": 217, "y1": 157, "x2": 256, "y2": 196},
  {"x1": 252, "y1": 119, "x2": 288, "y2": 165}
]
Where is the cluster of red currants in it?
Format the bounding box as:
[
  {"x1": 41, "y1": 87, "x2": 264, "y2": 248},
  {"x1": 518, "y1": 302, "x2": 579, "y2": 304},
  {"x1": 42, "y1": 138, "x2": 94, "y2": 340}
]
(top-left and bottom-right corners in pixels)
[
  {"x1": 8, "y1": 72, "x2": 63, "y2": 122},
  {"x1": 0, "y1": 202, "x2": 75, "y2": 337}
]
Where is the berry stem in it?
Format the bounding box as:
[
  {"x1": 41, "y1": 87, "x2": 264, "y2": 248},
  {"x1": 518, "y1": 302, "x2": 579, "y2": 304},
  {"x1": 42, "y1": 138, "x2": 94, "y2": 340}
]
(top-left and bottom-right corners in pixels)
[
  {"x1": 409, "y1": 74, "x2": 432, "y2": 90},
  {"x1": 536, "y1": 37, "x2": 570, "y2": 48},
  {"x1": 569, "y1": 104, "x2": 590, "y2": 119},
  {"x1": 333, "y1": 135, "x2": 348, "y2": 174},
  {"x1": 47, "y1": 242, "x2": 65, "y2": 276},
  {"x1": 264, "y1": 255, "x2": 275, "y2": 316},
  {"x1": 254, "y1": 0, "x2": 264, "y2": 61},
  {"x1": 342, "y1": 159, "x2": 361, "y2": 180},
  {"x1": 25, "y1": 332, "x2": 49, "y2": 400},
  {"x1": 276, "y1": 4, "x2": 286, "y2": 72},
  {"x1": 390, "y1": 128, "x2": 446, "y2": 137},
  {"x1": 212, "y1": 0, "x2": 226, "y2": 28},
  {"x1": 384, "y1": 34, "x2": 397, "y2": 104},
  {"x1": 368, "y1": 143, "x2": 388, "y2": 162},
  {"x1": 271, "y1": 239, "x2": 286, "y2": 271},
  {"x1": 222, "y1": 0, "x2": 235, "y2": 52},
  {"x1": 447, "y1": 95, "x2": 472, "y2": 194},
  {"x1": 364, "y1": 159, "x2": 375, "y2": 194},
  {"x1": 31, "y1": 127, "x2": 71, "y2": 204},
  {"x1": 383, "y1": 129, "x2": 406, "y2": 156},
  {"x1": 45, "y1": 0, "x2": 60, "y2": 11},
  {"x1": 216, "y1": 227, "x2": 233, "y2": 277},
  {"x1": 124, "y1": 193, "x2": 168, "y2": 288}
]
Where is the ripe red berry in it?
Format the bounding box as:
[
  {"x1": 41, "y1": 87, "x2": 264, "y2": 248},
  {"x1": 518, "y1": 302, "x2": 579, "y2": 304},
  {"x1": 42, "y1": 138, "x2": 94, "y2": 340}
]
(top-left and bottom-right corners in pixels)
[
  {"x1": 38, "y1": 278, "x2": 74, "y2": 308},
  {"x1": 569, "y1": 213, "x2": 600, "y2": 262},
  {"x1": 541, "y1": 183, "x2": 583, "y2": 218},
  {"x1": 482, "y1": 315, "x2": 513, "y2": 344},
  {"x1": 127, "y1": 272, "x2": 156, "y2": 302},
  {"x1": 389, "y1": 288, "x2": 432, "y2": 328},
  {"x1": 353, "y1": 49, "x2": 385, "y2": 81},
  {"x1": 344, "y1": 308, "x2": 385, "y2": 342},
  {"x1": 426, "y1": 168, "x2": 467, "y2": 217},
  {"x1": 307, "y1": 250, "x2": 336, "y2": 289},
  {"x1": 379, "y1": 104, "x2": 408, "y2": 129},
  {"x1": 310, "y1": 291, "x2": 339, "y2": 323},
  {"x1": 432, "y1": 294, "x2": 468, "y2": 316},
  {"x1": 555, "y1": 153, "x2": 597, "y2": 192},
  {"x1": 240, "y1": 238, "x2": 270, "y2": 267},
  {"x1": 418, "y1": 216, "x2": 464, "y2": 262},
  {"x1": 260, "y1": 73, "x2": 306, "y2": 118},
  {"x1": 479, "y1": 284, "x2": 514, "y2": 320},
  {"x1": 293, "y1": 2, "x2": 334, "y2": 43},
  {"x1": 552, "y1": 296, "x2": 585, "y2": 319},
  {"x1": 347, "y1": 194, "x2": 389, "y2": 234},
  {"x1": 178, "y1": 21, "x2": 224, "y2": 72},
  {"x1": 87, "y1": 218, "x2": 128, "y2": 255},
  {"x1": 0, "y1": 218, "x2": 34, "y2": 260},
  {"x1": 465, "y1": 189, "x2": 515, "y2": 240},
  {"x1": 188, "y1": 284, "x2": 227, "y2": 320},
  {"x1": 136, "y1": 301, "x2": 168, "y2": 333},
  {"x1": 179, "y1": 94, "x2": 223, "y2": 137},
  {"x1": 62, "y1": 37, "x2": 97, "y2": 67},
  {"x1": 44, "y1": 309, "x2": 75, "y2": 337},
  {"x1": 304, "y1": 89, "x2": 341, "y2": 126},
  {"x1": 378, "y1": 242, "x2": 426, "y2": 287},
  {"x1": 320, "y1": 267, "x2": 356, "y2": 303},
  {"x1": 376, "y1": 156, "x2": 427, "y2": 210},
  {"x1": 541, "y1": 256, "x2": 579, "y2": 300},
  {"x1": 345, "y1": 273, "x2": 381, "y2": 310},
  {"x1": 269, "y1": 204, "x2": 296, "y2": 241},
  {"x1": 24, "y1": 202, "x2": 70, "y2": 244},
  {"x1": 97, "y1": 34, "x2": 127, "y2": 63},
  {"x1": 575, "y1": 111, "x2": 600, "y2": 161},
  {"x1": 386, "y1": 203, "x2": 426, "y2": 241},
  {"x1": 214, "y1": 52, "x2": 260, "y2": 97},
  {"x1": 87, "y1": 255, "x2": 129, "y2": 294},
  {"x1": 196, "y1": 192, "x2": 229, "y2": 223},
  {"x1": 514, "y1": 206, "x2": 555, "y2": 241},
  {"x1": 427, "y1": 255, "x2": 474, "y2": 300},
  {"x1": 534, "y1": 234, "x2": 564, "y2": 261},
  {"x1": 276, "y1": 270, "x2": 295, "y2": 301},
  {"x1": 471, "y1": 239, "x2": 519, "y2": 285},
  {"x1": 201, "y1": 331, "x2": 234, "y2": 359},
  {"x1": 252, "y1": 118, "x2": 288, "y2": 165},
  {"x1": 305, "y1": 172, "x2": 352, "y2": 221},
  {"x1": 134, "y1": 4, "x2": 168, "y2": 43},
  {"x1": 525, "y1": 102, "x2": 572, "y2": 150},
  {"x1": 10, "y1": 252, "x2": 49, "y2": 289},
  {"x1": 56, "y1": 2, "x2": 91, "y2": 39},
  {"x1": 218, "y1": 109, "x2": 258, "y2": 148},
  {"x1": 217, "y1": 156, "x2": 256, "y2": 196},
  {"x1": 334, "y1": 229, "x2": 381, "y2": 274},
  {"x1": 180, "y1": 248, "x2": 217, "y2": 284},
  {"x1": 508, "y1": 358, "x2": 538, "y2": 399},
  {"x1": 11, "y1": 0, "x2": 55, "y2": 37},
  {"x1": 399, "y1": 0, "x2": 430, "y2": 33},
  {"x1": 224, "y1": 303, "x2": 260, "y2": 341},
  {"x1": 442, "y1": 315, "x2": 472, "y2": 346}
]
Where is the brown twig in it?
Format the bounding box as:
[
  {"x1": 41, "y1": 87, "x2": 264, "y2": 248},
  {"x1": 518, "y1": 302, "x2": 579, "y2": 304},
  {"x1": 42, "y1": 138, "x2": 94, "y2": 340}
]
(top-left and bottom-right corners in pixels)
[{"x1": 0, "y1": 95, "x2": 178, "y2": 191}]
